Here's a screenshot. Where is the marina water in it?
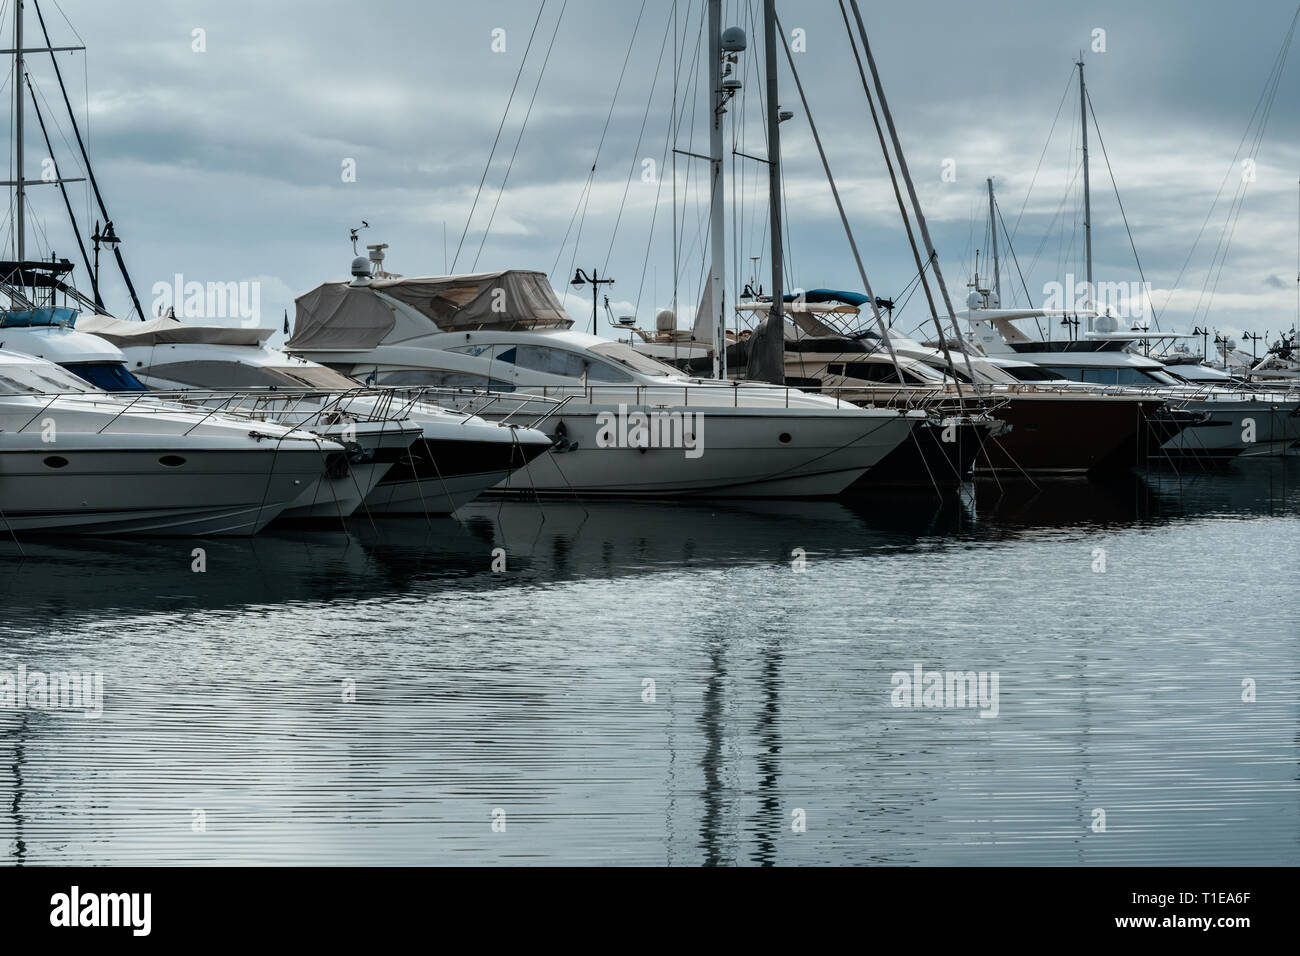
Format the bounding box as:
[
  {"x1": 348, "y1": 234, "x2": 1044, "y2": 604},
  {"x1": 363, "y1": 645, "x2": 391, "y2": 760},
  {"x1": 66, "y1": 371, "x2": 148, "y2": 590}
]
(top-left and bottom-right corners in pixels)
[{"x1": 1, "y1": 461, "x2": 1296, "y2": 865}]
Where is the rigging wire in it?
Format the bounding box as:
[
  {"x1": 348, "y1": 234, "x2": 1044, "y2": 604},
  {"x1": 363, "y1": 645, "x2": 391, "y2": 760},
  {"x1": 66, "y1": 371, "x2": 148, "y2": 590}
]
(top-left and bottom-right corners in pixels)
[
  {"x1": 774, "y1": 12, "x2": 903, "y2": 379},
  {"x1": 604, "y1": 7, "x2": 674, "y2": 276},
  {"x1": 995, "y1": 197, "x2": 1036, "y2": 309},
  {"x1": 31, "y1": 0, "x2": 143, "y2": 317},
  {"x1": 1162, "y1": 5, "x2": 1298, "y2": 321},
  {"x1": 553, "y1": 0, "x2": 649, "y2": 286},
  {"x1": 1085, "y1": 89, "x2": 1158, "y2": 327},
  {"x1": 25, "y1": 76, "x2": 91, "y2": 283},
  {"x1": 1010, "y1": 69, "x2": 1074, "y2": 242},
  {"x1": 634, "y1": 0, "x2": 697, "y2": 322},
  {"x1": 450, "y1": 0, "x2": 548, "y2": 273},
  {"x1": 474, "y1": 0, "x2": 569, "y2": 272},
  {"x1": 1196, "y1": 10, "x2": 1295, "y2": 324}
]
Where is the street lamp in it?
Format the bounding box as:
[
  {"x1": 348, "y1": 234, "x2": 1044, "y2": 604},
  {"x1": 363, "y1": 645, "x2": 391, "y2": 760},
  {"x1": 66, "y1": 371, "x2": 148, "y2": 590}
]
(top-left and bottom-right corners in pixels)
[
  {"x1": 1213, "y1": 332, "x2": 1229, "y2": 370},
  {"x1": 1192, "y1": 326, "x2": 1209, "y2": 361},
  {"x1": 571, "y1": 268, "x2": 615, "y2": 335},
  {"x1": 1242, "y1": 331, "x2": 1262, "y2": 363},
  {"x1": 1133, "y1": 321, "x2": 1150, "y2": 356},
  {"x1": 90, "y1": 219, "x2": 120, "y2": 313}
]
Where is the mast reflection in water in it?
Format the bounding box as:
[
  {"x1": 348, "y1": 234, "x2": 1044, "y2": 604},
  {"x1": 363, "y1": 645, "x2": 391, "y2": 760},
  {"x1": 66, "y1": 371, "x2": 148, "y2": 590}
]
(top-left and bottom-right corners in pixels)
[{"x1": 0, "y1": 461, "x2": 1297, "y2": 864}]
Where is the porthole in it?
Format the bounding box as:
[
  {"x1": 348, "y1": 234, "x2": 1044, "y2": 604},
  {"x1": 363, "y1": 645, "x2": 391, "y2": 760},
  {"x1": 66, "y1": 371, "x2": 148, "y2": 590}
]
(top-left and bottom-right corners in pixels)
[
  {"x1": 159, "y1": 455, "x2": 187, "y2": 467},
  {"x1": 43, "y1": 455, "x2": 69, "y2": 468},
  {"x1": 778, "y1": 433, "x2": 792, "y2": 444}
]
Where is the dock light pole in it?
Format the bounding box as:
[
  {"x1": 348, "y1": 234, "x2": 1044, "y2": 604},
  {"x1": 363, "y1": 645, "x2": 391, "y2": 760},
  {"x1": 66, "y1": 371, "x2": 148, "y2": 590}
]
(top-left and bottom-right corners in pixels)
[
  {"x1": 571, "y1": 268, "x2": 614, "y2": 335},
  {"x1": 1214, "y1": 332, "x2": 1228, "y2": 369},
  {"x1": 90, "y1": 219, "x2": 120, "y2": 313},
  {"x1": 1242, "y1": 331, "x2": 1262, "y2": 363},
  {"x1": 1133, "y1": 321, "x2": 1150, "y2": 356},
  {"x1": 1192, "y1": 326, "x2": 1209, "y2": 361}
]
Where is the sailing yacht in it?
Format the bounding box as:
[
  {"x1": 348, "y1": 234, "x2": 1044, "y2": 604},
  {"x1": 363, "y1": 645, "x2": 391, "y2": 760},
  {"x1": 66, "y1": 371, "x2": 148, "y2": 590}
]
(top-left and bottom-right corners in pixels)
[
  {"x1": 286, "y1": 258, "x2": 924, "y2": 497},
  {"x1": 0, "y1": 348, "x2": 342, "y2": 534},
  {"x1": 625, "y1": 290, "x2": 1187, "y2": 477}
]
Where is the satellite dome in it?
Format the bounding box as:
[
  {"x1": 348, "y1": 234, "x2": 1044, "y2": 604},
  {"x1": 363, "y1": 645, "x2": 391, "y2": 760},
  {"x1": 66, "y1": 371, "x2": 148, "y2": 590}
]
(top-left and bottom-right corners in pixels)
[
  {"x1": 655, "y1": 308, "x2": 676, "y2": 333},
  {"x1": 1095, "y1": 313, "x2": 1118, "y2": 333},
  {"x1": 351, "y1": 256, "x2": 372, "y2": 278},
  {"x1": 720, "y1": 27, "x2": 746, "y2": 52},
  {"x1": 966, "y1": 289, "x2": 982, "y2": 309}
]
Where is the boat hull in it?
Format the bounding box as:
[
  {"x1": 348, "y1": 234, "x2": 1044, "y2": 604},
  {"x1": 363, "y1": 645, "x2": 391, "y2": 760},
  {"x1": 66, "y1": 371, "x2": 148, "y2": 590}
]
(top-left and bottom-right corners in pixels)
[
  {"x1": 1161, "y1": 399, "x2": 1300, "y2": 459},
  {"x1": 279, "y1": 422, "x2": 421, "y2": 520},
  {"x1": 468, "y1": 404, "x2": 921, "y2": 497},
  {"x1": 363, "y1": 434, "x2": 553, "y2": 513},
  {"x1": 0, "y1": 441, "x2": 329, "y2": 536},
  {"x1": 844, "y1": 418, "x2": 993, "y2": 488}
]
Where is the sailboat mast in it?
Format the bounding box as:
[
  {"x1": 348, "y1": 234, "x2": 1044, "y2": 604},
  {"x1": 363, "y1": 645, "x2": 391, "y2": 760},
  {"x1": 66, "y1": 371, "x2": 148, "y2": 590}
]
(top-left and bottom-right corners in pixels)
[
  {"x1": 707, "y1": 0, "x2": 727, "y2": 379},
  {"x1": 1078, "y1": 57, "x2": 1093, "y2": 327},
  {"x1": 15, "y1": 0, "x2": 24, "y2": 263},
  {"x1": 987, "y1": 177, "x2": 1000, "y2": 305},
  {"x1": 763, "y1": 0, "x2": 782, "y2": 348}
]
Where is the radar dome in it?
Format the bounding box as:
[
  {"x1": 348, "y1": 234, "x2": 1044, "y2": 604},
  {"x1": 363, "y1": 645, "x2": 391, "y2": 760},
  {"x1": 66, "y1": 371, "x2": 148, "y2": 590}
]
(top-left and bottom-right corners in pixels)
[
  {"x1": 720, "y1": 27, "x2": 747, "y2": 51},
  {"x1": 1095, "y1": 313, "x2": 1119, "y2": 333}
]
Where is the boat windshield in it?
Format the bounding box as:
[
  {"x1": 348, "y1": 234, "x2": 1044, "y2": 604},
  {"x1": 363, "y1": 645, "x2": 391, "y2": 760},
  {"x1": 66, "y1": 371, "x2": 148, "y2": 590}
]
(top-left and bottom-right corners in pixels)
[
  {"x1": 1000, "y1": 365, "x2": 1068, "y2": 382},
  {"x1": 64, "y1": 361, "x2": 149, "y2": 392},
  {"x1": 590, "y1": 342, "x2": 678, "y2": 377},
  {"x1": 0, "y1": 361, "x2": 99, "y2": 394},
  {"x1": 275, "y1": 364, "x2": 360, "y2": 388},
  {"x1": 144, "y1": 360, "x2": 358, "y2": 389}
]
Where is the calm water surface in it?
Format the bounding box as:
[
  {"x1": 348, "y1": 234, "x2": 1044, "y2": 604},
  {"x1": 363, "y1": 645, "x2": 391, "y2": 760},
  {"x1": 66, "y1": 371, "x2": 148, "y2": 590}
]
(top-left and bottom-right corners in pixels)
[{"x1": 1, "y1": 461, "x2": 1297, "y2": 865}]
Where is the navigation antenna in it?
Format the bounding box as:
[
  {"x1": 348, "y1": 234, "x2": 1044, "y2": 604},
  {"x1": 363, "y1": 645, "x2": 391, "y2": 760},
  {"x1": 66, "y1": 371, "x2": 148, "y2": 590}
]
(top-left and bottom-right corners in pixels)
[{"x1": 349, "y1": 221, "x2": 370, "y2": 254}]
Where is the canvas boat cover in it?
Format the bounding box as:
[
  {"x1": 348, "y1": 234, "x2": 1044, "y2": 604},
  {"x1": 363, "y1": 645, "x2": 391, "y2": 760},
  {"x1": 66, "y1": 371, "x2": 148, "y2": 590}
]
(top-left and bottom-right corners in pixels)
[
  {"x1": 77, "y1": 313, "x2": 275, "y2": 347},
  {"x1": 288, "y1": 270, "x2": 572, "y2": 352}
]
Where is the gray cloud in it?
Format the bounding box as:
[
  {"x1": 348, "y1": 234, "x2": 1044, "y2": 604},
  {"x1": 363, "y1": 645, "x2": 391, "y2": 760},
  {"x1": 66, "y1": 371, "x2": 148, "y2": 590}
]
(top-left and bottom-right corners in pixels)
[{"x1": 8, "y1": 0, "x2": 1300, "y2": 344}]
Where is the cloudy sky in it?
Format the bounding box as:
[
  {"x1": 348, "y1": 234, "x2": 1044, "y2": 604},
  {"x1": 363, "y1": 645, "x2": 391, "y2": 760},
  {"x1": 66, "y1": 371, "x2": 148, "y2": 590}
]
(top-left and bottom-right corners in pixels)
[{"x1": 6, "y1": 0, "x2": 1299, "y2": 352}]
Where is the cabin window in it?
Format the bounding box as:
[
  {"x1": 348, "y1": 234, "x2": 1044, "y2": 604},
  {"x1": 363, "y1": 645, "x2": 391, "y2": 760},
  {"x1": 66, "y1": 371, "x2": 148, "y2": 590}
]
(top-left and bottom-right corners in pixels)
[
  {"x1": 63, "y1": 362, "x2": 149, "y2": 392},
  {"x1": 843, "y1": 362, "x2": 923, "y2": 385},
  {"x1": 1000, "y1": 365, "x2": 1066, "y2": 382},
  {"x1": 377, "y1": 369, "x2": 515, "y2": 391},
  {"x1": 144, "y1": 361, "x2": 299, "y2": 389},
  {"x1": 503, "y1": 345, "x2": 589, "y2": 379}
]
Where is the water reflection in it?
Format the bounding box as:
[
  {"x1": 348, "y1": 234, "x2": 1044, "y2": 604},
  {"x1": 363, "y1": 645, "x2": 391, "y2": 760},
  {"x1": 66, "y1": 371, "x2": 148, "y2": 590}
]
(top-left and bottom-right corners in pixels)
[{"x1": 0, "y1": 458, "x2": 1296, "y2": 864}]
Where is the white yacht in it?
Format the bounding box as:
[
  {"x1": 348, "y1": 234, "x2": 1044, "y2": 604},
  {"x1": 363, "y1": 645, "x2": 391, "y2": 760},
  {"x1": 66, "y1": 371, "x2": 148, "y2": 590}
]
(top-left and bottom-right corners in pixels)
[
  {"x1": 0, "y1": 310, "x2": 425, "y2": 519},
  {"x1": 72, "y1": 313, "x2": 555, "y2": 513},
  {"x1": 285, "y1": 258, "x2": 925, "y2": 497},
  {"x1": 0, "y1": 349, "x2": 340, "y2": 535},
  {"x1": 965, "y1": 306, "x2": 1300, "y2": 458}
]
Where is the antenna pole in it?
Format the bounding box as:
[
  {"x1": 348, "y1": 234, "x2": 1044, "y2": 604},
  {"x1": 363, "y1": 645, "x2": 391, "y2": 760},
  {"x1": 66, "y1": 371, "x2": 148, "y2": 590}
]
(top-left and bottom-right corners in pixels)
[
  {"x1": 764, "y1": 0, "x2": 782, "y2": 365},
  {"x1": 987, "y1": 177, "x2": 1000, "y2": 305},
  {"x1": 15, "y1": 0, "x2": 24, "y2": 262},
  {"x1": 1078, "y1": 57, "x2": 1094, "y2": 326},
  {"x1": 707, "y1": 0, "x2": 727, "y2": 379}
]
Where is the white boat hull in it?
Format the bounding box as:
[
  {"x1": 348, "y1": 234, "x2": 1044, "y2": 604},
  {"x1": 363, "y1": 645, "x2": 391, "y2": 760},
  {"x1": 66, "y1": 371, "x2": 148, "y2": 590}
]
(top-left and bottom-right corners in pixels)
[
  {"x1": 469, "y1": 404, "x2": 921, "y2": 497},
  {"x1": 280, "y1": 421, "x2": 422, "y2": 520},
  {"x1": 1161, "y1": 399, "x2": 1300, "y2": 459},
  {"x1": 0, "y1": 439, "x2": 330, "y2": 536}
]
